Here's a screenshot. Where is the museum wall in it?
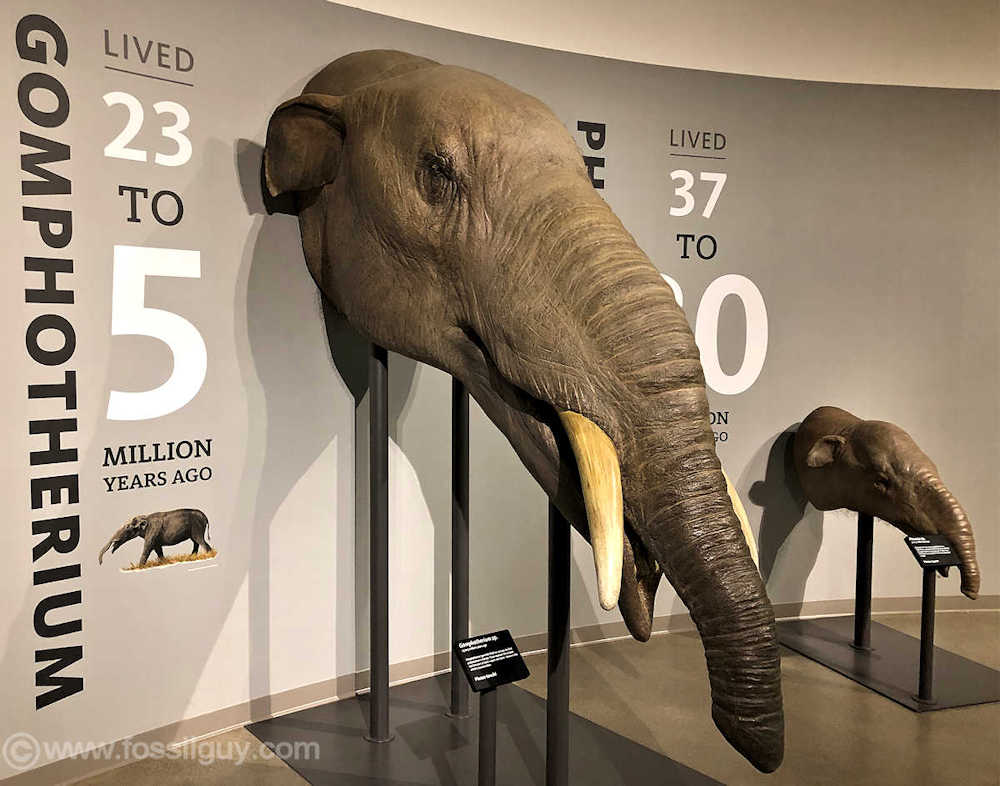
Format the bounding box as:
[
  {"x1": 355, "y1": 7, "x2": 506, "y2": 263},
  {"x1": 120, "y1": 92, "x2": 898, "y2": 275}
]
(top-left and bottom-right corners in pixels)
[
  {"x1": 329, "y1": 0, "x2": 1000, "y2": 89},
  {"x1": 1, "y1": 0, "x2": 996, "y2": 780}
]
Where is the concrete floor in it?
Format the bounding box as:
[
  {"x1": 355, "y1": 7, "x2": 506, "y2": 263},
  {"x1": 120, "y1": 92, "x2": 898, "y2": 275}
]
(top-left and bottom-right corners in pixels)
[
  {"x1": 519, "y1": 610, "x2": 1000, "y2": 786},
  {"x1": 72, "y1": 728, "x2": 306, "y2": 785},
  {"x1": 77, "y1": 611, "x2": 998, "y2": 785}
]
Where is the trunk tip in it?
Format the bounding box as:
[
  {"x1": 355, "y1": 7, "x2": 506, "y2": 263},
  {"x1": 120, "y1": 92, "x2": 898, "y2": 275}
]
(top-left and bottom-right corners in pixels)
[
  {"x1": 960, "y1": 567, "x2": 980, "y2": 600},
  {"x1": 711, "y1": 704, "x2": 784, "y2": 773},
  {"x1": 624, "y1": 617, "x2": 652, "y2": 642},
  {"x1": 958, "y1": 557, "x2": 979, "y2": 600}
]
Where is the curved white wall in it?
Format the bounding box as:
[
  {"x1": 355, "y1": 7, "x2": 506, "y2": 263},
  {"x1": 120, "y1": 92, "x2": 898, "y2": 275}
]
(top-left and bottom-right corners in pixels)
[{"x1": 331, "y1": 0, "x2": 999, "y2": 89}]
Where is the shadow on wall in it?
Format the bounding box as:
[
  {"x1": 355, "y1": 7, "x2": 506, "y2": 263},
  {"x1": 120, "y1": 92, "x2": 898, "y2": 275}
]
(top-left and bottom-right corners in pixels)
[
  {"x1": 238, "y1": 137, "x2": 439, "y2": 701},
  {"x1": 235, "y1": 137, "x2": 373, "y2": 716},
  {"x1": 745, "y1": 426, "x2": 824, "y2": 609},
  {"x1": 656, "y1": 427, "x2": 820, "y2": 625}
]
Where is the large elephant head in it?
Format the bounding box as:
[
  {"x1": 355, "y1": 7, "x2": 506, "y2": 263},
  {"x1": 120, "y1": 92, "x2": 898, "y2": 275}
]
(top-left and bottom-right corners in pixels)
[
  {"x1": 263, "y1": 50, "x2": 782, "y2": 771},
  {"x1": 794, "y1": 406, "x2": 980, "y2": 599},
  {"x1": 98, "y1": 516, "x2": 148, "y2": 565}
]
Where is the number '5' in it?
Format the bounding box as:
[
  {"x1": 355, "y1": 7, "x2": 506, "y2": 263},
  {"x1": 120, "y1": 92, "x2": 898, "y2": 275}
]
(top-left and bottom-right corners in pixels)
[{"x1": 106, "y1": 246, "x2": 207, "y2": 421}]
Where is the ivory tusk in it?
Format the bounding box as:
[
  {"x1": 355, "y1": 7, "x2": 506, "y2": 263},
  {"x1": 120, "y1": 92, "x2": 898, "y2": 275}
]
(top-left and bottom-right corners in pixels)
[
  {"x1": 559, "y1": 411, "x2": 624, "y2": 610},
  {"x1": 723, "y1": 468, "x2": 759, "y2": 569}
]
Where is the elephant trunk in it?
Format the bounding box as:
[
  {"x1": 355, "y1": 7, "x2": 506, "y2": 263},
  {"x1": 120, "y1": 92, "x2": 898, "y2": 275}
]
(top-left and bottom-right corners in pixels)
[
  {"x1": 98, "y1": 524, "x2": 128, "y2": 565},
  {"x1": 917, "y1": 472, "x2": 980, "y2": 599},
  {"x1": 634, "y1": 414, "x2": 783, "y2": 772},
  {"x1": 477, "y1": 191, "x2": 784, "y2": 771}
]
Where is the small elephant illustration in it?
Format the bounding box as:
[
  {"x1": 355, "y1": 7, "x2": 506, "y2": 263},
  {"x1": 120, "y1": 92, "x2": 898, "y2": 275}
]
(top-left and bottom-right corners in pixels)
[
  {"x1": 794, "y1": 406, "x2": 979, "y2": 598},
  {"x1": 98, "y1": 508, "x2": 212, "y2": 567}
]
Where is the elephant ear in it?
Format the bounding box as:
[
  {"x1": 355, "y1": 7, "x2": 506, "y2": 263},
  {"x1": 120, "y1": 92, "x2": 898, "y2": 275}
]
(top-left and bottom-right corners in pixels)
[
  {"x1": 264, "y1": 93, "x2": 345, "y2": 197},
  {"x1": 806, "y1": 435, "x2": 847, "y2": 468}
]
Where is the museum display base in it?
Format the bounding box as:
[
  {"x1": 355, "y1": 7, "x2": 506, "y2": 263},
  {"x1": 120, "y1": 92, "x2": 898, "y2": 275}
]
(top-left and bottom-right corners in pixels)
[
  {"x1": 246, "y1": 672, "x2": 720, "y2": 785},
  {"x1": 778, "y1": 616, "x2": 1000, "y2": 711}
]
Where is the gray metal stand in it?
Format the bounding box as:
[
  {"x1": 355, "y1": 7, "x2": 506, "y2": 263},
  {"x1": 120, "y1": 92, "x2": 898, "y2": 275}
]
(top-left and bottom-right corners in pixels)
[
  {"x1": 778, "y1": 511, "x2": 1000, "y2": 712},
  {"x1": 917, "y1": 568, "x2": 936, "y2": 703},
  {"x1": 478, "y1": 688, "x2": 497, "y2": 786},
  {"x1": 366, "y1": 344, "x2": 393, "y2": 743},
  {"x1": 249, "y1": 670, "x2": 722, "y2": 784},
  {"x1": 449, "y1": 379, "x2": 471, "y2": 718},
  {"x1": 547, "y1": 503, "x2": 570, "y2": 786},
  {"x1": 853, "y1": 512, "x2": 873, "y2": 649},
  {"x1": 249, "y1": 392, "x2": 721, "y2": 784}
]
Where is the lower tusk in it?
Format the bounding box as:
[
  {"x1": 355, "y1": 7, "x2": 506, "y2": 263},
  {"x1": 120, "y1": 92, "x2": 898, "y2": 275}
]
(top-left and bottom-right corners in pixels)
[
  {"x1": 723, "y1": 468, "x2": 759, "y2": 569},
  {"x1": 559, "y1": 411, "x2": 624, "y2": 610}
]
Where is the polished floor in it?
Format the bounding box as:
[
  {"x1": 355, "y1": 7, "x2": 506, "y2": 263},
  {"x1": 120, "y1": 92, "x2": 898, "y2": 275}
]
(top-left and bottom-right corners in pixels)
[{"x1": 78, "y1": 611, "x2": 999, "y2": 785}]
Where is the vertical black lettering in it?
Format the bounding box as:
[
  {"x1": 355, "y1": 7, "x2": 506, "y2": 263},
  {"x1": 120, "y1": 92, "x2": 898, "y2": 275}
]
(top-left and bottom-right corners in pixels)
[
  {"x1": 16, "y1": 15, "x2": 68, "y2": 66},
  {"x1": 18, "y1": 72, "x2": 70, "y2": 128},
  {"x1": 32, "y1": 516, "x2": 80, "y2": 561},
  {"x1": 26, "y1": 314, "x2": 75, "y2": 365},
  {"x1": 21, "y1": 132, "x2": 70, "y2": 195},
  {"x1": 35, "y1": 647, "x2": 83, "y2": 709},
  {"x1": 25, "y1": 257, "x2": 73, "y2": 304},
  {"x1": 29, "y1": 418, "x2": 78, "y2": 465}
]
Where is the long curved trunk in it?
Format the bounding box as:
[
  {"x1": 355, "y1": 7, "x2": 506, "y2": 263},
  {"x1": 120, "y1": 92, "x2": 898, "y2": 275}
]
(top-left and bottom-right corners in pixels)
[
  {"x1": 919, "y1": 474, "x2": 980, "y2": 599},
  {"x1": 638, "y1": 439, "x2": 783, "y2": 771},
  {"x1": 621, "y1": 292, "x2": 783, "y2": 770},
  {"x1": 98, "y1": 525, "x2": 128, "y2": 565},
  {"x1": 473, "y1": 189, "x2": 785, "y2": 771}
]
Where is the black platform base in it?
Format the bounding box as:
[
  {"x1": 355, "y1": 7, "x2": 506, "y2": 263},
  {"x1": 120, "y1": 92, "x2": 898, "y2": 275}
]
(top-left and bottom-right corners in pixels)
[
  {"x1": 778, "y1": 616, "x2": 1000, "y2": 711},
  {"x1": 246, "y1": 673, "x2": 720, "y2": 785}
]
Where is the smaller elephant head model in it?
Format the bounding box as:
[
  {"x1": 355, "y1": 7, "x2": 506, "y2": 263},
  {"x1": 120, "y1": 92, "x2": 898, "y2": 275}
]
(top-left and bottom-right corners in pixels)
[
  {"x1": 794, "y1": 406, "x2": 979, "y2": 598},
  {"x1": 98, "y1": 508, "x2": 212, "y2": 567}
]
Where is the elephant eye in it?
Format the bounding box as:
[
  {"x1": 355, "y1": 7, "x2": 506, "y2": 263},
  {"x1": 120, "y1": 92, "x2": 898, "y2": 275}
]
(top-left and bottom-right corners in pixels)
[
  {"x1": 417, "y1": 151, "x2": 458, "y2": 205},
  {"x1": 874, "y1": 473, "x2": 891, "y2": 492}
]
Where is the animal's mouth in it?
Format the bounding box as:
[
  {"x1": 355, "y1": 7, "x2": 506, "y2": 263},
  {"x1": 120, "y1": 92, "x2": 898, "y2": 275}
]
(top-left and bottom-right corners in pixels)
[{"x1": 454, "y1": 323, "x2": 661, "y2": 637}]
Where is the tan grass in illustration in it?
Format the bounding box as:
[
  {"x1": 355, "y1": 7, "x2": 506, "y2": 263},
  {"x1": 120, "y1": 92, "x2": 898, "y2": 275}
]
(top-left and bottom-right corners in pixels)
[{"x1": 123, "y1": 549, "x2": 218, "y2": 571}]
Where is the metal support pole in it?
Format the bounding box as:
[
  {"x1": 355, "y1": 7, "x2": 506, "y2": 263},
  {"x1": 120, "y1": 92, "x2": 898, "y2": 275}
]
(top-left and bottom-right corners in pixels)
[
  {"x1": 478, "y1": 688, "x2": 498, "y2": 786},
  {"x1": 918, "y1": 567, "x2": 937, "y2": 703},
  {"x1": 546, "y1": 503, "x2": 570, "y2": 786},
  {"x1": 366, "y1": 344, "x2": 393, "y2": 743},
  {"x1": 853, "y1": 512, "x2": 874, "y2": 650},
  {"x1": 449, "y1": 379, "x2": 471, "y2": 718}
]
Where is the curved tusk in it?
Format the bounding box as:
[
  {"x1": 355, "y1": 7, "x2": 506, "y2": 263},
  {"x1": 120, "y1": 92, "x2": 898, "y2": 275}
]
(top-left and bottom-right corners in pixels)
[
  {"x1": 723, "y1": 468, "x2": 759, "y2": 570},
  {"x1": 559, "y1": 411, "x2": 624, "y2": 610}
]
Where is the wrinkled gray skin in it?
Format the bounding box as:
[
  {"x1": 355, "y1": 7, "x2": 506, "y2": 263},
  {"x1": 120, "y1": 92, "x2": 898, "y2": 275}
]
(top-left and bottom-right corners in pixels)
[
  {"x1": 794, "y1": 406, "x2": 980, "y2": 599},
  {"x1": 264, "y1": 50, "x2": 782, "y2": 771},
  {"x1": 98, "y1": 509, "x2": 212, "y2": 567}
]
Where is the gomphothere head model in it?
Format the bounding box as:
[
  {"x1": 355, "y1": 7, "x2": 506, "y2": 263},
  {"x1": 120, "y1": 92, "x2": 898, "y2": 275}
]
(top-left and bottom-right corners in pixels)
[
  {"x1": 264, "y1": 50, "x2": 782, "y2": 771},
  {"x1": 794, "y1": 406, "x2": 980, "y2": 599}
]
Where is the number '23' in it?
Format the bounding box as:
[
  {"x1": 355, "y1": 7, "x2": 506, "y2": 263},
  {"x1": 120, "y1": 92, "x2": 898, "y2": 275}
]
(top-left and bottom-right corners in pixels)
[{"x1": 103, "y1": 91, "x2": 191, "y2": 166}]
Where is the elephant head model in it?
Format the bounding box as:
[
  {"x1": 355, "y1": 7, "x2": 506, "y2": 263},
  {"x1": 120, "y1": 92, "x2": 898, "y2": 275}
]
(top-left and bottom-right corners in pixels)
[
  {"x1": 264, "y1": 50, "x2": 782, "y2": 771},
  {"x1": 98, "y1": 508, "x2": 212, "y2": 567},
  {"x1": 794, "y1": 406, "x2": 980, "y2": 599}
]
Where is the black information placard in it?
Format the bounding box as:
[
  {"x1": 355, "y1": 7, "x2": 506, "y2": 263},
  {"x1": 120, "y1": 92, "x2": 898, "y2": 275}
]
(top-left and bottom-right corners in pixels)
[
  {"x1": 905, "y1": 535, "x2": 962, "y2": 568},
  {"x1": 454, "y1": 630, "x2": 530, "y2": 692}
]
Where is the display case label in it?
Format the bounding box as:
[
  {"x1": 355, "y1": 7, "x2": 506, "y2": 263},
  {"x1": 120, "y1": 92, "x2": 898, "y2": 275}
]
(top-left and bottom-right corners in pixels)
[
  {"x1": 454, "y1": 630, "x2": 529, "y2": 692},
  {"x1": 905, "y1": 535, "x2": 962, "y2": 568}
]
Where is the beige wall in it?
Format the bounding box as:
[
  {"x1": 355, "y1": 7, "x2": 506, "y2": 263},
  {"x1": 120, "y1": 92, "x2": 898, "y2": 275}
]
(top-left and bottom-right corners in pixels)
[{"x1": 330, "y1": 0, "x2": 999, "y2": 89}]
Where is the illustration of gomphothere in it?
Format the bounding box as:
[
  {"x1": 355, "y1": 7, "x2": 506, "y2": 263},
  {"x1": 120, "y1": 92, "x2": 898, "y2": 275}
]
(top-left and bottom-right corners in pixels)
[{"x1": 98, "y1": 508, "x2": 215, "y2": 570}]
